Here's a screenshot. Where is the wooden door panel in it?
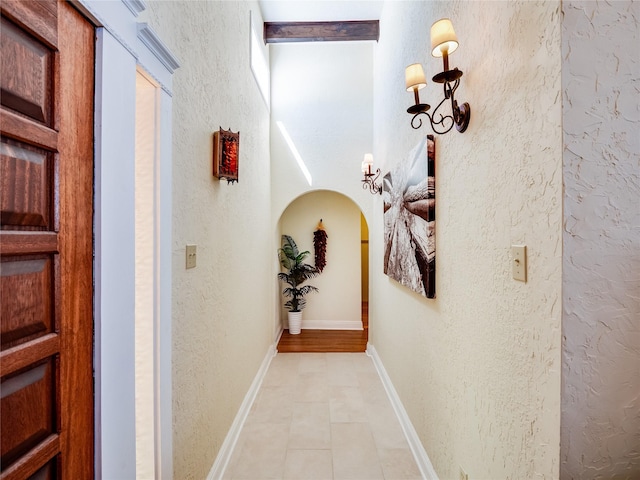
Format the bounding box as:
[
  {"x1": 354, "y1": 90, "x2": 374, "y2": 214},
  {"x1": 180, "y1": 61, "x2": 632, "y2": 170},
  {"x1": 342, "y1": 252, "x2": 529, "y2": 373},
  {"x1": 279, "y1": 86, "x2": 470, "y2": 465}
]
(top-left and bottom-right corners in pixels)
[
  {"x1": 1, "y1": 255, "x2": 54, "y2": 349},
  {"x1": 1, "y1": 138, "x2": 53, "y2": 229},
  {"x1": 0, "y1": 334, "x2": 59, "y2": 379},
  {"x1": 57, "y1": 4, "x2": 94, "y2": 476},
  {"x1": 31, "y1": 459, "x2": 57, "y2": 480},
  {"x1": 1, "y1": 358, "x2": 57, "y2": 468},
  {"x1": 1, "y1": 434, "x2": 58, "y2": 480},
  {"x1": 0, "y1": 0, "x2": 57, "y2": 48},
  {"x1": 0, "y1": 110, "x2": 57, "y2": 152},
  {"x1": 0, "y1": 17, "x2": 54, "y2": 125},
  {"x1": 1, "y1": 0, "x2": 93, "y2": 478}
]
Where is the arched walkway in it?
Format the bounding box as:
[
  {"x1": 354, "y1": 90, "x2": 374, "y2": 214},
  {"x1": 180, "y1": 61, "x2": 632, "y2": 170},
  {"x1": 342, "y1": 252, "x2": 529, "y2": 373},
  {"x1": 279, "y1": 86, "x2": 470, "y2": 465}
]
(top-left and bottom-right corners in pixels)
[{"x1": 276, "y1": 190, "x2": 370, "y2": 352}]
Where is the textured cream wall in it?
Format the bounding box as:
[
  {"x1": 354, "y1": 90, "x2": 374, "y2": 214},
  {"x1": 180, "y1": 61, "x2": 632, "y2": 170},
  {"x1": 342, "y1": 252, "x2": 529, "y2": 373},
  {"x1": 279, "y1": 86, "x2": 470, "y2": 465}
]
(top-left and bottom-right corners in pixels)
[
  {"x1": 371, "y1": 2, "x2": 562, "y2": 479},
  {"x1": 561, "y1": 1, "x2": 640, "y2": 478},
  {"x1": 279, "y1": 191, "x2": 362, "y2": 327},
  {"x1": 270, "y1": 41, "x2": 375, "y2": 223},
  {"x1": 270, "y1": 41, "x2": 376, "y2": 332},
  {"x1": 141, "y1": 2, "x2": 273, "y2": 478}
]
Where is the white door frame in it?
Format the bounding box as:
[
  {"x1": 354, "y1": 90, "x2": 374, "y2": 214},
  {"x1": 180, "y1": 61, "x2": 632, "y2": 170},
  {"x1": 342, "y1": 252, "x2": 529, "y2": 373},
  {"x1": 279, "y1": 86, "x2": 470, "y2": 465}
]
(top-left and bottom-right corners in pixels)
[{"x1": 72, "y1": 1, "x2": 178, "y2": 477}]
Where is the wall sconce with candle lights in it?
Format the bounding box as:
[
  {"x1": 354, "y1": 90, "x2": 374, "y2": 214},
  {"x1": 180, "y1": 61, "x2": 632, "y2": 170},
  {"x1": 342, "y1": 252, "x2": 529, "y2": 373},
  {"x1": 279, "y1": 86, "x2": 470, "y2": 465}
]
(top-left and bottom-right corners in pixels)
[
  {"x1": 361, "y1": 153, "x2": 382, "y2": 195},
  {"x1": 406, "y1": 18, "x2": 470, "y2": 134}
]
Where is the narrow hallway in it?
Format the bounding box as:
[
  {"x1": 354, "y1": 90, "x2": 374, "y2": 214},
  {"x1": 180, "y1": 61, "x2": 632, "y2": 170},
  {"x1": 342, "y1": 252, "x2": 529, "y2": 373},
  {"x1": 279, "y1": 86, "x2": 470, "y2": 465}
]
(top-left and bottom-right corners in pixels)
[{"x1": 222, "y1": 353, "x2": 421, "y2": 479}]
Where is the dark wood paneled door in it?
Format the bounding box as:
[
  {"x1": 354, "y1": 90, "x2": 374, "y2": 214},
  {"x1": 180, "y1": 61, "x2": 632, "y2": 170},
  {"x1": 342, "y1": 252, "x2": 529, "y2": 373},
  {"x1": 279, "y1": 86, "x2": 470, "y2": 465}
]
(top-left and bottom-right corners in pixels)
[{"x1": 0, "y1": 0, "x2": 94, "y2": 478}]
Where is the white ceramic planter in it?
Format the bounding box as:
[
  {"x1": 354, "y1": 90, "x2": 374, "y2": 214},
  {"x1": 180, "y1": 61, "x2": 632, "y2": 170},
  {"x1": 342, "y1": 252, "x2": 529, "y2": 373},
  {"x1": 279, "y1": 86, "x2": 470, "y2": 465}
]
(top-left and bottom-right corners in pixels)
[{"x1": 288, "y1": 311, "x2": 302, "y2": 335}]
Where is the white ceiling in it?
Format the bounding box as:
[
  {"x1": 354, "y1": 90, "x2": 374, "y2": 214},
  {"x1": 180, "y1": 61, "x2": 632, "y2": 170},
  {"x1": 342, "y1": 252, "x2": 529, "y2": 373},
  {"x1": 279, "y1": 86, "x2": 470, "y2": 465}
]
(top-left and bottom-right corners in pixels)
[{"x1": 258, "y1": 0, "x2": 384, "y2": 22}]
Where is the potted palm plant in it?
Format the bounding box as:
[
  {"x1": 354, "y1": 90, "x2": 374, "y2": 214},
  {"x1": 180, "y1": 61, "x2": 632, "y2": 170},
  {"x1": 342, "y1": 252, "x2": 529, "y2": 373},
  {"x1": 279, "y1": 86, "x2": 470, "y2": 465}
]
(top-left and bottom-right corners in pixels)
[{"x1": 278, "y1": 234, "x2": 319, "y2": 334}]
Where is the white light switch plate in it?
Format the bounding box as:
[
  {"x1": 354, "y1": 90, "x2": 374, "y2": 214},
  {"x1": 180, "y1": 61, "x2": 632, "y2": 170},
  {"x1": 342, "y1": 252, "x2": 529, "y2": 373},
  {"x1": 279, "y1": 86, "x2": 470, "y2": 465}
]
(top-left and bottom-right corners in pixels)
[
  {"x1": 186, "y1": 244, "x2": 197, "y2": 269},
  {"x1": 512, "y1": 245, "x2": 526, "y2": 282}
]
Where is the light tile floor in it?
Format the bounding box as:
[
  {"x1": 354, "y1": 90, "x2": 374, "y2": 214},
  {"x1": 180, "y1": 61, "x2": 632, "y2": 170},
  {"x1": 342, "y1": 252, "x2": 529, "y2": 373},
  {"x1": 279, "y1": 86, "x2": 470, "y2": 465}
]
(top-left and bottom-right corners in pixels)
[{"x1": 223, "y1": 353, "x2": 422, "y2": 480}]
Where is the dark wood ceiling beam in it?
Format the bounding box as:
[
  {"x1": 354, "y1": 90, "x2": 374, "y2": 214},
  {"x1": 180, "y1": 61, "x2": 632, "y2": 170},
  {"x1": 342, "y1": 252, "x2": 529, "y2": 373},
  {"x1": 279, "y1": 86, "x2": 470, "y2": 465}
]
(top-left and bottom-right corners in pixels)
[{"x1": 264, "y1": 20, "x2": 379, "y2": 44}]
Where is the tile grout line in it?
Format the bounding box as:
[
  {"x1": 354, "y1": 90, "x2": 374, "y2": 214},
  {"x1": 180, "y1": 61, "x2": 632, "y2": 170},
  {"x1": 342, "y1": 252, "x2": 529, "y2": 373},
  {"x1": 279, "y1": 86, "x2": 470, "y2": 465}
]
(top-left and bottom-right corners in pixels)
[{"x1": 222, "y1": 351, "x2": 423, "y2": 480}]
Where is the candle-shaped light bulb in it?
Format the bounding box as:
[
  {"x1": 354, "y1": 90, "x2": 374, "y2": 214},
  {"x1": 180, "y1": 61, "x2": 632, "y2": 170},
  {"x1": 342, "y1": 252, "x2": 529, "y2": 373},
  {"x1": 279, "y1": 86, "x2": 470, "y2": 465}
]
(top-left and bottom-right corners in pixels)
[
  {"x1": 405, "y1": 64, "x2": 427, "y2": 106},
  {"x1": 430, "y1": 18, "x2": 459, "y2": 58},
  {"x1": 362, "y1": 153, "x2": 374, "y2": 175},
  {"x1": 405, "y1": 63, "x2": 427, "y2": 92}
]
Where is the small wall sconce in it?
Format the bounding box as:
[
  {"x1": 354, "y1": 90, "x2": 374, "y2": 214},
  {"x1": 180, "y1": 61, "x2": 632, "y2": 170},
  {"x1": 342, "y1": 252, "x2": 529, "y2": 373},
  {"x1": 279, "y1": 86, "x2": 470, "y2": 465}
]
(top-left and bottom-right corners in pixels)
[
  {"x1": 361, "y1": 153, "x2": 382, "y2": 195},
  {"x1": 405, "y1": 18, "x2": 470, "y2": 134}
]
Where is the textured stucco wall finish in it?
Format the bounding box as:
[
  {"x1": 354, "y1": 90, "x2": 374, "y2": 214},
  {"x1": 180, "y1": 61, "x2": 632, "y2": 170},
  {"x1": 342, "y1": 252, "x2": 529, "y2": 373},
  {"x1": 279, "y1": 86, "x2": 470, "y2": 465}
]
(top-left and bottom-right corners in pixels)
[
  {"x1": 372, "y1": 1, "x2": 562, "y2": 478},
  {"x1": 561, "y1": 1, "x2": 640, "y2": 478},
  {"x1": 270, "y1": 41, "x2": 374, "y2": 227},
  {"x1": 269, "y1": 41, "x2": 375, "y2": 332},
  {"x1": 140, "y1": 2, "x2": 273, "y2": 478}
]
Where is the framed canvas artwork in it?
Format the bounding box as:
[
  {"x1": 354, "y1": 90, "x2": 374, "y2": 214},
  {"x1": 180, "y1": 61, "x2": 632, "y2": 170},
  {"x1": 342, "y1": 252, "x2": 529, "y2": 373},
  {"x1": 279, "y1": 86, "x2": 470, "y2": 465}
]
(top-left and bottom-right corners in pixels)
[{"x1": 383, "y1": 135, "x2": 436, "y2": 298}]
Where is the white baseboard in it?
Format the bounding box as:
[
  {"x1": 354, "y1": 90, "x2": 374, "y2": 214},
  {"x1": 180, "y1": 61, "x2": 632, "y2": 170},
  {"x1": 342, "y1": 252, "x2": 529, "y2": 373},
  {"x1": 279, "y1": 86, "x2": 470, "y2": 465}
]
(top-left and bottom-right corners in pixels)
[
  {"x1": 301, "y1": 319, "x2": 363, "y2": 330},
  {"x1": 366, "y1": 343, "x2": 439, "y2": 480},
  {"x1": 206, "y1": 343, "x2": 277, "y2": 480},
  {"x1": 274, "y1": 325, "x2": 284, "y2": 344}
]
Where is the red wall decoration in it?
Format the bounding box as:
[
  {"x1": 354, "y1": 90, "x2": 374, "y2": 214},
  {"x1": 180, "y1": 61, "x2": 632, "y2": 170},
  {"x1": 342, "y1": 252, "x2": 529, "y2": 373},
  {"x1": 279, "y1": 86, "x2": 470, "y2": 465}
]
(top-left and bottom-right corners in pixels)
[{"x1": 213, "y1": 127, "x2": 239, "y2": 184}]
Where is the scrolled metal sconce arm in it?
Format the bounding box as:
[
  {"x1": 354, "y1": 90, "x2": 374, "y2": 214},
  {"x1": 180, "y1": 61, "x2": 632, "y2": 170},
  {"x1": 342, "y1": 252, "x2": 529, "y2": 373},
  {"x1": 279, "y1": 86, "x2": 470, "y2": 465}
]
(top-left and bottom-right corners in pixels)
[
  {"x1": 408, "y1": 71, "x2": 470, "y2": 134},
  {"x1": 405, "y1": 19, "x2": 471, "y2": 135},
  {"x1": 362, "y1": 168, "x2": 382, "y2": 195}
]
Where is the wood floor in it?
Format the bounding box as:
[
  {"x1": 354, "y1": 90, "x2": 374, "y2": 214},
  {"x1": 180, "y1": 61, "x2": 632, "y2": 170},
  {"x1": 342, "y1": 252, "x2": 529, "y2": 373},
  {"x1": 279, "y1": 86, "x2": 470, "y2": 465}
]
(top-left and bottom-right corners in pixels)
[{"x1": 277, "y1": 302, "x2": 368, "y2": 353}]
